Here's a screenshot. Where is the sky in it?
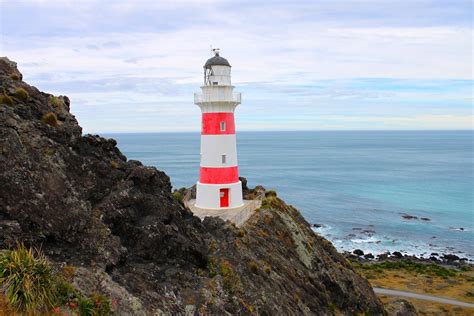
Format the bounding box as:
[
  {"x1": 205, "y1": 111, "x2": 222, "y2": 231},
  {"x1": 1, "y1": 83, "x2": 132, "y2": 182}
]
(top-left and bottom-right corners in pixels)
[{"x1": 0, "y1": 0, "x2": 472, "y2": 132}]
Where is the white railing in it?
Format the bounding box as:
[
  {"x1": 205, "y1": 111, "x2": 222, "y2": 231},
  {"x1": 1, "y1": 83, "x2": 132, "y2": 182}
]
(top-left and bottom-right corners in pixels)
[
  {"x1": 183, "y1": 190, "x2": 192, "y2": 207},
  {"x1": 232, "y1": 192, "x2": 265, "y2": 226},
  {"x1": 194, "y1": 92, "x2": 241, "y2": 104}
]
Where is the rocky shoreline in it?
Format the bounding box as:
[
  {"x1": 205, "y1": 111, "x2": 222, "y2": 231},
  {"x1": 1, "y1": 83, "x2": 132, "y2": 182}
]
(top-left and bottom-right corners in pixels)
[
  {"x1": 343, "y1": 249, "x2": 473, "y2": 268},
  {"x1": 310, "y1": 220, "x2": 473, "y2": 266}
]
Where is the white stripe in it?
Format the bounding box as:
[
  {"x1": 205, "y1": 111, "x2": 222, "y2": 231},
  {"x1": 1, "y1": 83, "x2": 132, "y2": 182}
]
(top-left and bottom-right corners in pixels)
[
  {"x1": 200, "y1": 134, "x2": 238, "y2": 167},
  {"x1": 195, "y1": 181, "x2": 244, "y2": 209}
]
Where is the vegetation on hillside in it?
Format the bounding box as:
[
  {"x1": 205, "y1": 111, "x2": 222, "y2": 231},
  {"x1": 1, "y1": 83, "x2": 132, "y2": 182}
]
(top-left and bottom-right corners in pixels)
[{"x1": 0, "y1": 244, "x2": 112, "y2": 315}]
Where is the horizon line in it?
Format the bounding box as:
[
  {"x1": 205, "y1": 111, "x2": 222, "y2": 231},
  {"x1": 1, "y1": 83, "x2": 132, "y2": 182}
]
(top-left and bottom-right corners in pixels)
[{"x1": 94, "y1": 129, "x2": 474, "y2": 134}]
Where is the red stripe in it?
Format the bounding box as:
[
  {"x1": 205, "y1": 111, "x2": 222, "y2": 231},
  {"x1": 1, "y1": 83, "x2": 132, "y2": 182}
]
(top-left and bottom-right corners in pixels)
[
  {"x1": 200, "y1": 166, "x2": 239, "y2": 184},
  {"x1": 202, "y1": 112, "x2": 235, "y2": 135}
]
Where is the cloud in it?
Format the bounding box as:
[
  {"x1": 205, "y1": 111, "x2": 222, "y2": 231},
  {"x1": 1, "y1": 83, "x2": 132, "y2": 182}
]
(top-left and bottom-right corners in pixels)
[{"x1": 0, "y1": 0, "x2": 471, "y2": 132}]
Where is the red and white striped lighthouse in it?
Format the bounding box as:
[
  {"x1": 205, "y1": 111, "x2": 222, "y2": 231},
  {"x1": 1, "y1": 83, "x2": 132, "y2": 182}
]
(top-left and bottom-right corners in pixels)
[{"x1": 194, "y1": 49, "x2": 244, "y2": 209}]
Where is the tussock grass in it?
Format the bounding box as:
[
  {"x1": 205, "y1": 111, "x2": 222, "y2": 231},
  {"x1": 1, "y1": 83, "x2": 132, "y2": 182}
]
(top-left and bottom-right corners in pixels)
[
  {"x1": 0, "y1": 244, "x2": 56, "y2": 313},
  {"x1": 50, "y1": 96, "x2": 63, "y2": 108},
  {"x1": 14, "y1": 88, "x2": 28, "y2": 101},
  {"x1": 0, "y1": 244, "x2": 113, "y2": 315},
  {"x1": 41, "y1": 112, "x2": 59, "y2": 127},
  {"x1": 0, "y1": 94, "x2": 14, "y2": 106}
]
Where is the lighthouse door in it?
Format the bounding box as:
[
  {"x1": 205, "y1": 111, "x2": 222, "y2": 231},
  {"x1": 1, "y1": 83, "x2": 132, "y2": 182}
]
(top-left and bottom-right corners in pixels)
[{"x1": 219, "y1": 188, "x2": 229, "y2": 208}]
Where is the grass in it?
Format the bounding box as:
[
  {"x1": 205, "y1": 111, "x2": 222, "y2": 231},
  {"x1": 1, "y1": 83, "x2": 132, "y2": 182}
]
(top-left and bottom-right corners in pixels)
[
  {"x1": 379, "y1": 295, "x2": 474, "y2": 316},
  {"x1": 50, "y1": 96, "x2": 63, "y2": 108},
  {"x1": 207, "y1": 257, "x2": 242, "y2": 294},
  {"x1": 78, "y1": 294, "x2": 111, "y2": 316},
  {"x1": 172, "y1": 191, "x2": 184, "y2": 202},
  {"x1": 354, "y1": 260, "x2": 457, "y2": 277},
  {"x1": 14, "y1": 88, "x2": 28, "y2": 101},
  {"x1": 265, "y1": 190, "x2": 277, "y2": 198},
  {"x1": 353, "y1": 260, "x2": 474, "y2": 310},
  {"x1": 247, "y1": 260, "x2": 259, "y2": 274},
  {"x1": 218, "y1": 259, "x2": 241, "y2": 294},
  {"x1": 0, "y1": 94, "x2": 14, "y2": 106},
  {"x1": 41, "y1": 112, "x2": 59, "y2": 127},
  {"x1": 263, "y1": 262, "x2": 272, "y2": 275},
  {"x1": 0, "y1": 244, "x2": 56, "y2": 313},
  {"x1": 0, "y1": 244, "x2": 113, "y2": 315}
]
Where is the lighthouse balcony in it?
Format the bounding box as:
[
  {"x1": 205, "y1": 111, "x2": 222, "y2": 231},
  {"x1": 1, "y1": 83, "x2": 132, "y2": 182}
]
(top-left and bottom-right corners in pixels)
[{"x1": 194, "y1": 92, "x2": 241, "y2": 105}]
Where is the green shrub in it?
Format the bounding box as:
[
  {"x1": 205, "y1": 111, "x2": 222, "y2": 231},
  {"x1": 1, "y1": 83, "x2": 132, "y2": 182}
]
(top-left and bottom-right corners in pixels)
[
  {"x1": 91, "y1": 293, "x2": 111, "y2": 316},
  {"x1": 263, "y1": 264, "x2": 272, "y2": 274},
  {"x1": 236, "y1": 228, "x2": 245, "y2": 238},
  {"x1": 247, "y1": 260, "x2": 259, "y2": 274},
  {"x1": 78, "y1": 296, "x2": 95, "y2": 315},
  {"x1": 0, "y1": 94, "x2": 14, "y2": 106},
  {"x1": 207, "y1": 256, "x2": 219, "y2": 277},
  {"x1": 0, "y1": 244, "x2": 57, "y2": 313},
  {"x1": 41, "y1": 112, "x2": 59, "y2": 127},
  {"x1": 265, "y1": 190, "x2": 277, "y2": 198},
  {"x1": 78, "y1": 294, "x2": 111, "y2": 316},
  {"x1": 172, "y1": 191, "x2": 184, "y2": 202},
  {"x1": 10, "y1": 74, "x2": 20, "y2": 81},
  {"x1": 110, "y1": 161, "x2": 119, "y2": 169},
  {"x1": 50, "y1": 96, "x2": 63, "y2": 108},
  {"x1": 14, "y1": 88, "x2": 28, "y2": 101},
  {"x1": 54, "y1": 278, "x2": 79, "y2": 306},
  {"x1": 208, "y1": 239, "x2": 218, "y2": 253},
  {"x1": 219, "y1": 260, "x2": 241, "y2": 293}
]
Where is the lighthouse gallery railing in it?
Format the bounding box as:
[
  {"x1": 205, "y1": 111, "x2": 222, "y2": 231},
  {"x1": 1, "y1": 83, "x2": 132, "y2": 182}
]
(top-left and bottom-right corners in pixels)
[{"x1": 194, "y1": 92, "x2": 241, "y2": 104}]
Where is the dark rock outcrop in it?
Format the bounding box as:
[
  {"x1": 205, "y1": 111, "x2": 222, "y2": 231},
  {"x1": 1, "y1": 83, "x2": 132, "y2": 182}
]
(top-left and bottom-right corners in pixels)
[{"x1": 0, "y1": 57, "x2": 384, "y2": 314}]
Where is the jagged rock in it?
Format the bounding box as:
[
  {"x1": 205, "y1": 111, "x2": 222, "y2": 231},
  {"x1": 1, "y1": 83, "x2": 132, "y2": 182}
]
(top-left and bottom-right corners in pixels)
[
  {"x1": 353, "y1": 249, "x2": 364, "y2": 256},
  {"x1": 402, "y1": 215, "x2": 418, "y2": 220},
  {"x1": 0, "y1": 57, "x2": 385, "y2": 314},
  {"x1": 442, "y1": 254, "x2": 460, "y2": 262},
  {"x1": 364, "y1": 253, "x2": 374, "y2": 259},
  {"x1": 392, "y1": 251, "x2": 403, "y2": 258}
]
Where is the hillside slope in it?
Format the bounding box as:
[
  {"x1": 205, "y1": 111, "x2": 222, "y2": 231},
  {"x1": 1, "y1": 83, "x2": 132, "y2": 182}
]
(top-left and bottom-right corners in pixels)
[{"x1": 0, "y1": 57, "x2": 384, "y2": 315}]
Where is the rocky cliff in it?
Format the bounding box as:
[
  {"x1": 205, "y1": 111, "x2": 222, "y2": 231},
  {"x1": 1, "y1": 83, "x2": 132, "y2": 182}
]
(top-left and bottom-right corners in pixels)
[{"x1": 0, "y1": 57, "x2": 385, "y2": 315}]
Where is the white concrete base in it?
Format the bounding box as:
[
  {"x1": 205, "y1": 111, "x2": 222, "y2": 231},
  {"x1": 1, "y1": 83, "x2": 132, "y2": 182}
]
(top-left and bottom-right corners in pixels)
[
  {"x1": 195, "y1": 181, "x2": 243, "y2": 209},
  {"x1": 187, "y1": 199, "x2": 262, "y2": 227}
]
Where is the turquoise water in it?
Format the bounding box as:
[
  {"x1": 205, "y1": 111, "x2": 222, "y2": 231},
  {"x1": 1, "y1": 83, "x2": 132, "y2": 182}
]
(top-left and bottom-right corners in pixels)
[{"x1": 104, "y1": 131, "x2": 474, "y2": 259}]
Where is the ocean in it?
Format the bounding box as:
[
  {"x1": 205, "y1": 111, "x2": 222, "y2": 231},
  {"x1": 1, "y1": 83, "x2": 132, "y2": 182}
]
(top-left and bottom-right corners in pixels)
[{"x1": 104, "y1": 131, "x2": 474, "y2": 260}]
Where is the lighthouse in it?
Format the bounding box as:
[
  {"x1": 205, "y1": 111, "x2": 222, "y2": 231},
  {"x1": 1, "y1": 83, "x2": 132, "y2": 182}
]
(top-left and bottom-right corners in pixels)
[{"x1": 194, "y1": 49, "x2": 244, "y2": 209}]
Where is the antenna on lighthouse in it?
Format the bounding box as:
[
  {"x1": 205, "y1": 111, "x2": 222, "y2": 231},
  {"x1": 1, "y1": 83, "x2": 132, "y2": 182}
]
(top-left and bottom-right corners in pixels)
[{"x1": 212, "y1": 48, "x2": 220, "y2": 56}]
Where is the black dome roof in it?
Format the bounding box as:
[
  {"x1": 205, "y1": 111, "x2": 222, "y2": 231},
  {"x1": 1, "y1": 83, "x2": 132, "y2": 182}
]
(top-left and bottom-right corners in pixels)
[{"x1": 204, "y1": 53, "x2": 231, "y2": 68}]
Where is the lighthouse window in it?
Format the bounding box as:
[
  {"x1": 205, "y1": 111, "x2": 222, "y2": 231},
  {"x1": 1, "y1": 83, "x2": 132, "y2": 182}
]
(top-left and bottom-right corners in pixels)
[
  {"x1": 220, "y1": 121, "x2": 226, "y2": 131},
  {"x1": 222, "y1": 154, "x2": 226, "y2": 164}
]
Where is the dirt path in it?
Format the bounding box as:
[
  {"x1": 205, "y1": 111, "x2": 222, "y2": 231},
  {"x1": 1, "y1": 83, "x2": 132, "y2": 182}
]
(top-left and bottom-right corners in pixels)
[{"x1": 373, "y1": 287, "x2": 474, "y2": 308}]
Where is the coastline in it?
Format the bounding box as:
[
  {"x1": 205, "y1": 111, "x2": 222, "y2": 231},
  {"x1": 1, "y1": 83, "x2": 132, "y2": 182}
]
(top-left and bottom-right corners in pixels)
[
  {"x1": 311, "y1": 223, "x2": 474, "y2": 263},
  {"x1": 105, "y1": 131, "x2": 474, "y2": 263}
]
